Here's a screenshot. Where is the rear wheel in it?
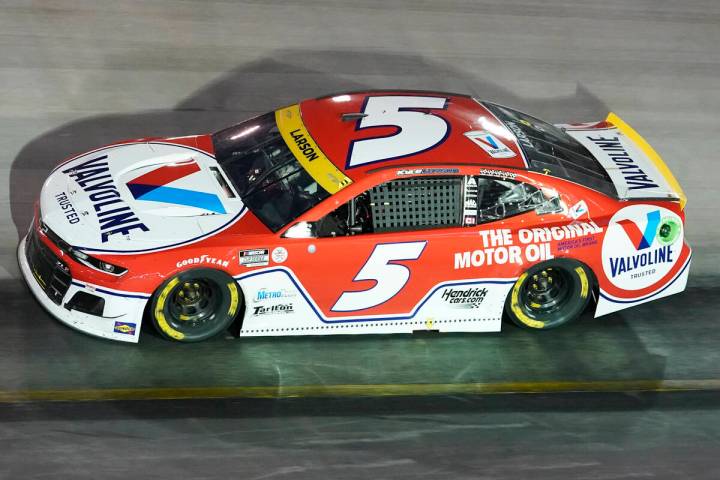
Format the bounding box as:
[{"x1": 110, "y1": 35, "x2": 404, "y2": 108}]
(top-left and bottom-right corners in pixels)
[
  {"x1": 505, "y1": 259, "x2": 592, "y2": 330},
  {"x1": 150, "y1": 268, "x2": 241, "y2": 342}
]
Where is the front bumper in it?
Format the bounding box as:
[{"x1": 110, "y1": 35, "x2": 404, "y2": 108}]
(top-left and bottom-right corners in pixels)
[{"x1": 18, "y1": 232, "x2": 149, "y2": 343}]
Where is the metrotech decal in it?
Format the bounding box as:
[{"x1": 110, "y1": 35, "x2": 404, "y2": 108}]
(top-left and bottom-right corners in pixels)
[
  {"x1": 602, "y1": 204, "x2": 682, "y2": 291},
  {"x1": 126, "y1": 161, "x2": 226, "y2": 214},
  {"x1": 62, "y1": 155, "x2": 149, "y2": 243}
]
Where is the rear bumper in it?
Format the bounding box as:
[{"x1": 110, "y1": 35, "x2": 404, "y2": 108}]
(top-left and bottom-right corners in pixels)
[
  {"x1": 595, "y1": 243, "x2": 692, "y2": 317},
  {"x1": 18, "y1": 233, "x2": 148, "y2": 343}
]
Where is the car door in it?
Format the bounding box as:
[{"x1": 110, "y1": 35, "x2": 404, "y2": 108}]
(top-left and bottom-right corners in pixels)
[{"x1": 277, "y1": 174, "x2": 514, "y2": 333}]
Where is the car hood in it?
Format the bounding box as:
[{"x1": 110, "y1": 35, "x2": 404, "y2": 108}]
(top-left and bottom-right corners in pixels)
[{"x1": 40, "y1": 141, "x2": 245, "y2": 253}]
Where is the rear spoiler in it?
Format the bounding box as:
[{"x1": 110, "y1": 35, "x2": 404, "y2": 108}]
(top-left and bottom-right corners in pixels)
[
  {"x1": 606, "y1": 113, "x2": 687, "y2": 210},
  {"x1": 565, "y1": 114, "x2": 687, "y2": 210}
]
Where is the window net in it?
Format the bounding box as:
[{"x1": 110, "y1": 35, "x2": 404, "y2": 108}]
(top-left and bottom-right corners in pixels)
[{"x1": 369, "y1": 178, "x2": 461, "y2": 233}]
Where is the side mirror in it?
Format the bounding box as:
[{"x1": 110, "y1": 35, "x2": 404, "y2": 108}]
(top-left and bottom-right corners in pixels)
[
  {"x1": 535, "y1": 196, "x2": 562, "y2": 215},
  {"x1": 282, "y1": 221, "x2": 316, "y2": 239}
]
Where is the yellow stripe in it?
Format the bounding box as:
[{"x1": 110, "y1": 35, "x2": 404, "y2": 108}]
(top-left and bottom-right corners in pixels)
[
  {"x1": 275, "y1": 105, "x2": 352, "y2": 194},
  {"x1": 227, "y1": 281, "x2": 239, "y2": 316},
  {"x1": 1, "y1": 379, "x2": 719, "y2": 403},
  {"x1": 154, "y1": 277, "x2": 184, "y2": 340},
  {"x1": 606, "y1": 112, "x2": 687, "y2": 210},
  {"x1": 510, "y1": 273, "x2": 544, "y2": 329},
  {"x1": 575, "y1": 266, "x2": 589, "y2": 299}
]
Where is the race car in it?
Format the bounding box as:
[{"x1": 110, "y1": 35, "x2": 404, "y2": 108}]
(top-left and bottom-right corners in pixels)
[{"x1": 18, "y1": 90, "x2": 690, "y2": 343}]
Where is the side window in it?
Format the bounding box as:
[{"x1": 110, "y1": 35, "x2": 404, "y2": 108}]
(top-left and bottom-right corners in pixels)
[
  {"x1": 315, "y1": 177, "x2": 463, "y2": 237},
  {"x1": 308, "y1": 175, "x2": 558, "y2": 238},
  {"x1": 463, "y1": 176, "x2": 554, "y2": 226}
]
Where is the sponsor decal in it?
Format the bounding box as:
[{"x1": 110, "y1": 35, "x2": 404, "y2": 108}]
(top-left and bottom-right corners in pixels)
[
  {"x1": 479, "y1": 168, "x2": 517, "y2": 180},
  {"x1": 464, "y1": 131, "x2": 516, "y2": 158},
  {"x1": 463, "y1": 176, "x2": 478, "y2": 226},
  {"x1": 397, "y1": 168, "x2": 460, "y2": 176},
  {"x1": 557, "y1": 236, "x2": 598, "y2": 251},
  {"x1": 126, "y1": 160, "x2": 226, "y2": 214},
  {"x1": 253, "y1": 288, "x2": 296, "y2": 303},
  {"x1": 454, "y1": 222, "x2": 603, "y2": 269},
  {"x1": 62, "y1": 155, "x2": 149, "y2": 243},
  {"x1": 240, "y1": 248, "x2": 269, "y2": 267},
  {"x1": 271, "y1": 247, "x2": 288, "y2": 264},
  {"x1": 506, "y1": 122, "x2": 533, "y2": 150},
  {"x1": 441, "y1": 287, "x2": 487, "y2": 309},
  {"x1": 54, "y1": 192, "x2": 80, "y2": 224},
  {"x1": 176, "y1": 255, "x2": 229, "y2": 269},
  {"x1": 586, "y1": 135, "x2": 660, "y2": 190},
  {"x1": 253, "y1": 304, "x2": 294, "y2": 316},
  {"x1": 568, "y1": 200, "x2": 589, "y2": 220},
  {"x1": 275, "y1": 104, "x2": 352, "y2": 194},
  {"x1": 602, "y1": 205, "x2": 682, "y2": 290},
  {"x1": 289, "y1": 130, "x2": 320, "y2": 162},
  {"x1": 113, "y1": 321, "x2": 136, "y2": 335}
]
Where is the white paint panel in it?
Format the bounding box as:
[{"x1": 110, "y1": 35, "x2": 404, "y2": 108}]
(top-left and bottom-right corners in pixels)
[
  {"x1": 596, "y1": 256, "x2": 691, "y2": 317},
  {"x1": 237, "y1": 267, "x2": 513, "y2": 337},
  {"x1": 18, "y1": 237, "x2": 147, "y2": 343},
  {"x1": 566, "y1": 128, "x2": 675, "y2": 200}
]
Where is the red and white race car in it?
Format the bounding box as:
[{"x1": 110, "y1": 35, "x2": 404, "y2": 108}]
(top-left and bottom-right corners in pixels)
[{"x1": 18, "y1": 90, "x2": 690, "y2": 343}]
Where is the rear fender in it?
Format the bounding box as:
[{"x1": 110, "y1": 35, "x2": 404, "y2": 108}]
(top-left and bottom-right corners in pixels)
[{"x1": 593, "y1": 202, "x2": 690, "y2": 317}]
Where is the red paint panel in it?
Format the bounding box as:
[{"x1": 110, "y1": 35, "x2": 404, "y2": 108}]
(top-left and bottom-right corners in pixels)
[{"x1": 128, "y1": 161, "x2": 200, "y2": 186}]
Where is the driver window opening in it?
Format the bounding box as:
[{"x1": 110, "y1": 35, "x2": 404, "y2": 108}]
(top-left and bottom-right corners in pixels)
[
  {"x1": 316, "y1": 177, "x2": 462, "y2": 237},
  {"x1": 313, "y1": 175, "x2": 553, "y2": 238},
  {"x1": 465, "y1": 176, "x2": 549, "y2": 226}
]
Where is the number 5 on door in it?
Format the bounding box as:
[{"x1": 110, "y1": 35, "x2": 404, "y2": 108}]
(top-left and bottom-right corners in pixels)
[{"x1": 331, "y1": 241, "x2": 427, "y2": 312}]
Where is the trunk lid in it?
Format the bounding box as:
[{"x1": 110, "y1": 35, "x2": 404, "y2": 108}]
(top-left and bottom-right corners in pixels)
[{"x1": 564, "y1": 114, "x2": 686, "y2": 208}]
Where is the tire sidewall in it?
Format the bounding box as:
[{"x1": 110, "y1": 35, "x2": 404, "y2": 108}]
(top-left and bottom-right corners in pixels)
[
  {"x1": 505, "y1": 258, "x2": 592, "y2": 330},
  {"x1": 150, "y1": 268, "x2": 241, "y2": 342}
]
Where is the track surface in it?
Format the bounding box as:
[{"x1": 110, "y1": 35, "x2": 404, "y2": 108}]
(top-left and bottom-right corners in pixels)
[
  {"x1": 1, "y1": 0, "x2": 719, "y2": 478},
  {"x1": 2, "y1": 392, "x2": 720, "y2": 479},
  {"x1": 1, "y1": 281, "x2": 718, "y2": 394}
]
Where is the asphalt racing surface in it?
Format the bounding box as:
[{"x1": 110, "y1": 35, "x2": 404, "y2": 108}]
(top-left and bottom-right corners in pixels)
[{"x1": 1, "y1": 0, "x2": 720, "y2": 478}]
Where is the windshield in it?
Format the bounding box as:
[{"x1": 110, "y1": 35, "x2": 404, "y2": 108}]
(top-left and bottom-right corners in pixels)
[
  {"x1": 212, "y1": 112, "x2": 330, "y2": 232},
  {"x1": 482, "y1": 102, "x2": 617, "y2": 197}
]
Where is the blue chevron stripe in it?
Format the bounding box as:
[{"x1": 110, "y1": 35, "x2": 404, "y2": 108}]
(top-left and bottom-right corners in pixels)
[{"x1": 133, "y1": 184, "x2": 226, "y2": 214}]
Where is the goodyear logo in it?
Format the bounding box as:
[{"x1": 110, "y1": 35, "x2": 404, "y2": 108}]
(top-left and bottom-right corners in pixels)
[
  {"x1": 113, "y1": 321, "x2": 136, "y2": 335},
  {"x1": 275, "y1": 104, "x2": 352, "y2": 194}
]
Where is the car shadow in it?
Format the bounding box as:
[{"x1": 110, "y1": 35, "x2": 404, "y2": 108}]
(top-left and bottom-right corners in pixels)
[{"x1": 9, "y1": 48, "x2": 609, "y2": 254}]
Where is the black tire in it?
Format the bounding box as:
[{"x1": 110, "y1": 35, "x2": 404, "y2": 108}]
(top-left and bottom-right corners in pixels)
[
  {"x1": 505, "y1": 258, "x2": 592, "y2": 330},
  {"x1": 150, "y1": 268, "x2": 242, "y2": 342}
]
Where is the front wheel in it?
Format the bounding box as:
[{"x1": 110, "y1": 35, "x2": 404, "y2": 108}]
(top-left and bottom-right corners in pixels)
[
  {"x1": 150, "y1": 268, "x2": 242, "y2": 342},
  {"x1": 505, "y1": 259, "x2": 592, "y2": 330}
]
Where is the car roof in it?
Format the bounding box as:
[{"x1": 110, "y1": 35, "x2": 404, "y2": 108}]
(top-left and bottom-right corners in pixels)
[{"x1": 298, "y1": 90, "x2": 529, "y2": 181}]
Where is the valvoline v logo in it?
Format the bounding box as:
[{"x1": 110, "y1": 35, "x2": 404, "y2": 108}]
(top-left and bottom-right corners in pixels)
[
  {"x1": 126, "y1": 161, "x2": 226, "y2": 214},
  {"x1": 603, "y1": 205, "x2": 682, "y2": 290},
  {"x1": 463, "y1": 130, "x2": 516, "y2": 159},
  {"x1": 617, "y1": 209, "x2": 660, "y2": 250}
]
